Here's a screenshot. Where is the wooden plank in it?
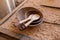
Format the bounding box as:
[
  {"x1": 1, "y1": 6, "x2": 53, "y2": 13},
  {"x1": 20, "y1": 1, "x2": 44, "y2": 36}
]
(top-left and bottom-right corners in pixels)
[
  {"x1": 40, "y1": 0, "x2": 60, "y2": 7},
  {"x1": 0, "y1": 32, "x2": 18, "y2": 40},
  {"x1": 0, "y1": 27, "x2": 20, "y2": 39}
]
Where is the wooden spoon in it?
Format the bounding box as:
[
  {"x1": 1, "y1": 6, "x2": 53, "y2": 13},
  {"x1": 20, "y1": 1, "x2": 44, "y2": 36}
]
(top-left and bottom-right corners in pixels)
[
  {"x1": 19, "y1": 14, "x2": 33, "y2": 24},
  {"x1": 14, "y1": 14, "x2": 33, "y2": 30},
  {"x1": 25, "y1": 14, "x2": 40, "y2": 27}
]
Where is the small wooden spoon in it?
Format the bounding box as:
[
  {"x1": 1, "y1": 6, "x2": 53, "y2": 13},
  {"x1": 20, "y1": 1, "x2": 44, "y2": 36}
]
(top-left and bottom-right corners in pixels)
[{"x1": 19, "y1": 14, "x2": 33, "y2": 24}]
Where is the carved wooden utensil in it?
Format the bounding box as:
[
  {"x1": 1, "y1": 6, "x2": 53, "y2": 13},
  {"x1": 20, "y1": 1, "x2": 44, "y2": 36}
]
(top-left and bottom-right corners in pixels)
[
  {"x1": 25, "y1": 14, "x2": 40, "y2": 27},
  {"x1": 19, "y1": 14, "x2": 33, "y2": 24},
  {"x1": 19, "y1": 14, "x2": 40, "y2": 30},
  {"x1": 14, "y1": 14, "x2": 33, "y2": 30},
  {"x1": 14, "y1": 14, "x2": 40, "y2": 30}
]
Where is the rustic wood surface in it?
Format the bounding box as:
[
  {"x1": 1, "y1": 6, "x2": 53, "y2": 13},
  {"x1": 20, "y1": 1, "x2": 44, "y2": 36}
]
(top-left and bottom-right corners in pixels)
[{"x1": 0, "y1": 0, "x2": 60, "y2": 40}]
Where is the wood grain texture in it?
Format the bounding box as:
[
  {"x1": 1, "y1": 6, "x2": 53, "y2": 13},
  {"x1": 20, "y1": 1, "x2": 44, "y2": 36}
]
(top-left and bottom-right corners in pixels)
[
  {"x1": 0, "y1": 0, "x2": 60, "y2": 40},
  {"x1": 40, "y1": 0, "x2": 60, "y2": 7}
]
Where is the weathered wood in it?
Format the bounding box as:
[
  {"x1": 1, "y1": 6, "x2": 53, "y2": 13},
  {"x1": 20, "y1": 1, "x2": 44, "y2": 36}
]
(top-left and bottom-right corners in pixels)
[
  {"x1": 40, "y1": 0, "x2": 60, "y2": 7},
  {"x1": 0, "y1": 27, "x2": 20, "y2": 39},
  {"x1": 0, "y1": 0, "x2": 60, "y2": 40},
  {"x1": 0, "y1": 32, "x2": 18, "y2": 40}
]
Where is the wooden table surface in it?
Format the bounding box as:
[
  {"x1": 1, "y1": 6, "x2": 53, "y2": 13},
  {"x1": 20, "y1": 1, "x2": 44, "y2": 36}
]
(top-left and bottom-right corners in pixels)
[{"x1": 0, "y1": 0, "x2": 60, "y2": 40}]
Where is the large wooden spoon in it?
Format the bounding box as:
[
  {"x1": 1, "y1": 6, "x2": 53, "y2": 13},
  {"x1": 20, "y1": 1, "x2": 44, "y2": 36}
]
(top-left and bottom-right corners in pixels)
[{"x1": 19, "y1": 14, "x2": 33, "y2": 24}]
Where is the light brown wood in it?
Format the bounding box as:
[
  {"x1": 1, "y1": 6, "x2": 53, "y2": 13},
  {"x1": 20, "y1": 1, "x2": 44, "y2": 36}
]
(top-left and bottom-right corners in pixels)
[
  {"x1": 0, "y1": 32, "x2": 18, "y2": 40},
  {"x1": 0, "y1": 0, "x2": 60, "y2": 40},
  {"x1": 40, "y1": 0, "x2": 60, "y2": 7}
]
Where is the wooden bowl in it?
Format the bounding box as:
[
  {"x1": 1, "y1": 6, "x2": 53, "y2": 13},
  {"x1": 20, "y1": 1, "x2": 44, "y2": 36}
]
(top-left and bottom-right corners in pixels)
[{"x1": 17, "y1": 7, "x2": 43, "y2": 26}]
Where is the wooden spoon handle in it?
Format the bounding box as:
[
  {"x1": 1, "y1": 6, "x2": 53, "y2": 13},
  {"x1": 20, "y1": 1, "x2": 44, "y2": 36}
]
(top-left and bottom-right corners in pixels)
[
  {"x1": 19, "y1": 18, "x2": 30, "y2": 24},
  {"x1": 19, "y1": 20, "x2": 33, "y2": 30},
  {"x1": 25, "y1": 20, "x2": 33, "y2": 27},
  {"x1": 14, "y1": 22, "x2": 26, "y2": 30}
]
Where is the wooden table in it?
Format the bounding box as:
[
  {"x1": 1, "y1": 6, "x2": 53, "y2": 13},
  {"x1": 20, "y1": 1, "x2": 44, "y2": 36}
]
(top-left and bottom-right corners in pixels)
[{"x1": 0, "y1": 0, "x2": 60, "y2": 40}]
